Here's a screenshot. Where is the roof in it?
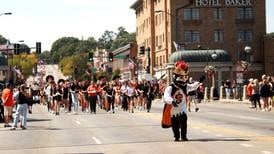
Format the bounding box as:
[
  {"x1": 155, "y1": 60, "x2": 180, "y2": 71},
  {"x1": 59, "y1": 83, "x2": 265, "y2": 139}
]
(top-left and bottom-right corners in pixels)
[
  {"x1": 130, "y1": 0, "x2": 142, "y2": 9},
  {"x1": 112, "y1": 44, "x2": 131, "y2": 55},
  {"x1": 169, "y1": 49, "x2": 231, "y2": 63}
]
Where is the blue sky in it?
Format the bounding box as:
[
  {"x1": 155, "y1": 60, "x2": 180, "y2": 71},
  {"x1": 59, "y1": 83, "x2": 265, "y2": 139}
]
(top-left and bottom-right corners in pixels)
[{"x1": 0, "y1": 0, "x2": 273, "y2": 51}]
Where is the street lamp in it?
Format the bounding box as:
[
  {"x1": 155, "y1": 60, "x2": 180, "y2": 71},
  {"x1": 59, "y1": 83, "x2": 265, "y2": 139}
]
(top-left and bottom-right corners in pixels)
[
  {"x1": 244, "y1": 46, "x2": 251, "y2": 53},
  {"x1": 0, "y1": 12, "x2": 12, "y2": 16}
]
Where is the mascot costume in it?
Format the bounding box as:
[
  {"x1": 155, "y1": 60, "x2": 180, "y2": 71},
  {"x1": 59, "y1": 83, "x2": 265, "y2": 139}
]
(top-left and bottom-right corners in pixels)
[{"x1": 162, "y1": 60, "x2": 205, "y2": 141}]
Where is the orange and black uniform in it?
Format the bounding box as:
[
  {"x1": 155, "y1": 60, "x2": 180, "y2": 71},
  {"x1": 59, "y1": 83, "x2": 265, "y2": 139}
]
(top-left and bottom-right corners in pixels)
[{"x1": 87, "y1": 85, "x2": 97, "y2": 114}]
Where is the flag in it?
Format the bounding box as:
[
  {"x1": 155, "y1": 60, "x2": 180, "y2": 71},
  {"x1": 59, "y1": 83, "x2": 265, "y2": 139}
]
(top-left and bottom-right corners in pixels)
[{"x1": 173, "y1": 41, "x2": 179, "y2": 51}]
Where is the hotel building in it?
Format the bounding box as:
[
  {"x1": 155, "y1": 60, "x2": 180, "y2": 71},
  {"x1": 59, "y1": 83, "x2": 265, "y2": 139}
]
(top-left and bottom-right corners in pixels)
[{"x1": 130, "y1": 0, "x2": 272, "y2": 86}]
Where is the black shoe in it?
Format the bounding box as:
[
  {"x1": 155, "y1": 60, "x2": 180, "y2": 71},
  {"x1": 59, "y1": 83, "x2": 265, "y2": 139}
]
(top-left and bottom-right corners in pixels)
[
  {"x1": 195, "y1": 108, "x2": 199, "y2": 112},
  {"x1": 21, "y1": 126, "x2": 26, "y2": 130},
  {"x1": 4, "y1": 124, "x2": 12, "y2": 128},
  {"x1": 182, "y1": 138, "x2": 189, "y2": 141},
  {"x1": 174, "y1": 138, "x2": 180, "y2": 142},
  {"x1": 10, "y1": 127, "x2": 16, "y2": 130},
  {"x1": 29, "y1": 110, "x2": 32, "y2": 114}
]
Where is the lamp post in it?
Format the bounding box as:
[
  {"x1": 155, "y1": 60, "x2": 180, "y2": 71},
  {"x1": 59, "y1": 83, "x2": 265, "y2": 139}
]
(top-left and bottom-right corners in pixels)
[
  {"x1": 1, "y1": 12, "x2": 12, "y2": 83},
  {"x1": 244, "y1": 46, "x2": 251, "y2": 63},
  {"x1": 0, "y1": 12, "x2": 12, "y2": 16},
  {"x1": 237, "y1": 45, "x2": 251, "y2": 101}
]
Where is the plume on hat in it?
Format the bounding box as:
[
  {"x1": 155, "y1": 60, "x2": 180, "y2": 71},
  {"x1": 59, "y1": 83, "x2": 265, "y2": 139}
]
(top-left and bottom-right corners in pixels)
[{"x1": 173, "y1": 60, "x2": 189, "y2": 76}]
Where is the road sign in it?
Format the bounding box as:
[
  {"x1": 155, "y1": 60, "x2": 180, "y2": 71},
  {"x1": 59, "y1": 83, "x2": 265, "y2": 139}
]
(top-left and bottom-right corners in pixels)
[{"x1": 114, "y1": 55, "x2": 127, "y2": 59}]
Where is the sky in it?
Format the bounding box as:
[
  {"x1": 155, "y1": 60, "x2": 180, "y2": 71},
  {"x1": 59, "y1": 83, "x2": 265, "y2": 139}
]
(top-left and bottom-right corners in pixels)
[{"x1": 0, "y1": 0, "x2": 273, "y2": 51}]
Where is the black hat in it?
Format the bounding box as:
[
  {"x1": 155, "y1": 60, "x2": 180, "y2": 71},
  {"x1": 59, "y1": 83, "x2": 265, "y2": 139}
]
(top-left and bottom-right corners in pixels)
[{"x1": 46, "y1": 75, "x2": 54, "y2": 82}]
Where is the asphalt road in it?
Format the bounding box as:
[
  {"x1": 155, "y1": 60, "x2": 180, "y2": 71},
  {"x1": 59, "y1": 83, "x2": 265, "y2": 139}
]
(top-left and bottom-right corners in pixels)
[{"x1": 0, "y1": 101, "x2": 273, "y2": 154}]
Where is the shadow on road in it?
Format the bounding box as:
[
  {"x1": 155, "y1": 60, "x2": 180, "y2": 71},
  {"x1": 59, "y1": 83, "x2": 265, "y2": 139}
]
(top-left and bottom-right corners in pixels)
[
  {"x1": 189, "y1": 138, "x2": 250, "y2": 142},
  {"x1": 27, "y1": 118, "x2": 52, "y2": 122}
]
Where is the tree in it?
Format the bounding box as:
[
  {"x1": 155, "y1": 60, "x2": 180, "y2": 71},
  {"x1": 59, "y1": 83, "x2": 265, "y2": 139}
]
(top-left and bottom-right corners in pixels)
[
  {"x1": 98, "y1": 30, "x2": 116, "y2": 50},
  {"x1": 51, "y1": 37, "x2": 80, "y2": 62},
  {"x1": 76, "y1": 37, "x2": 98, "y2": 53},
  {"x1": 19, "y1": 44, "x2": 31, "y2": 54},
  {"x1": 266, "y1": 32, "x2": 274, "y2": 38},
  {"x1": 38, "y1": 51, "x2": 52, "y2": 64},
  {"x1": 11, "y1": 53, "x2": 38, "y2": 80},
  {"x1": 59, "y1": 53, "x2": 89, "y2": 79},
  {"x1": 110, "y1": 27, "x2": 136, "y2": 51},
  {"x1": 0, "y1": 34, "x2": 8, "y2": 45}
]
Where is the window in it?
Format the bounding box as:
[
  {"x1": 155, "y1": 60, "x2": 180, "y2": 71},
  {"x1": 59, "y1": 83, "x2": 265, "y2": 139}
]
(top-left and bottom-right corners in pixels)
[
  {"x1": 184, "y1": 30, "x2": 200, "y2": 43},
  {"x1": 155, "y1": 15, "x2": 158, "y2": 26},
  {"x1": 238, "y1": 30, "x2": 253, "y2": 42},
  {"x1": 214, "y1": 8, "x2": 223, "y2": 20},
  {"x1": 237, "y1": 7, "x2": 253, "y2": 19},
  {"x1": 184, "y1": 8, "x2": 200, "y2": 20},
  {"x1": 214, "y1": 30, "x2": 224, "y2": 43},
  {"x1": 160, "y1": 56, "x2": 162, "y2": 65}
]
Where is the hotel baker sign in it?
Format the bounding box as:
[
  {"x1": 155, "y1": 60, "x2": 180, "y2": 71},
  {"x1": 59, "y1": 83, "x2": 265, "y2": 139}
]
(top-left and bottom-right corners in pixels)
[{"x1": 195, "y1": 0, "x2": 252, "y2": 7}]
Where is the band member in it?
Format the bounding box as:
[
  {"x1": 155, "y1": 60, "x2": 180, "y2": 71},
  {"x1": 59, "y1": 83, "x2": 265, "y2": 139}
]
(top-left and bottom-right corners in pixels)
[{"x1": 163, "y1": 60, "x2": 204, "y2": 142}]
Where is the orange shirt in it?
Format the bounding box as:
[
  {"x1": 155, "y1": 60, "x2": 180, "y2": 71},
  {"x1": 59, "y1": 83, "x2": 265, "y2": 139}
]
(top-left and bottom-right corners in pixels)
[
  {"x1": 1, "y1": 88, "x2": 13, "y2": 106},
  {"x1": 87, "y1": 85, "x2": 97, "y2": 96},
  {"x1": 247, "y1": 83, "x2": 253, "y2": 97}
]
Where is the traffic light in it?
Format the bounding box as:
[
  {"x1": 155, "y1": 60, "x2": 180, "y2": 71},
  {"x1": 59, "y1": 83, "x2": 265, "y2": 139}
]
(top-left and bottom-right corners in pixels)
[
  {"x1": 108, "y1": 52, "x2": 113, "y2": 62},
  {"x1": 14, "y1": 43, "x2": 20, "y2": 55},
  {"x1": 89, "y1": 52, "x2": 94, "y2": 63},
  {"x1": 139, "y1": 46, "x2": 145, "y2": 54},
  {"x1": 36, "y1": 42, "x2": 41, "y2": 54}
]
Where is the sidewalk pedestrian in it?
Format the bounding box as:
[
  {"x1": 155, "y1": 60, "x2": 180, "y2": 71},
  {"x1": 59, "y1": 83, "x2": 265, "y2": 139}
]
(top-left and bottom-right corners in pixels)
[
  {"x1": 10, "y1": 85, "x2": 30, "y2": 130},
  {"x1": 1, "y1": 83, "x2": 14, "y2": 127},
  {"x1": 224, "y1": 80, "x2": 231, "y2": 99}
]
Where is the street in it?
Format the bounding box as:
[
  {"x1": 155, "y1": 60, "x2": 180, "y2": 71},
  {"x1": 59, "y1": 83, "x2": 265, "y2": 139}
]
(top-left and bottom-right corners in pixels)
[{"x1": 0, "y1": 101, "x2": 273, "y2": 154}]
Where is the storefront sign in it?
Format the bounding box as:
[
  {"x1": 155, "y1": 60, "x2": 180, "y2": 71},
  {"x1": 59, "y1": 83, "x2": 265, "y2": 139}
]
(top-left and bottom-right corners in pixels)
[{"x1": 195, "y1": 0, "x2": 252, "y2": 7}]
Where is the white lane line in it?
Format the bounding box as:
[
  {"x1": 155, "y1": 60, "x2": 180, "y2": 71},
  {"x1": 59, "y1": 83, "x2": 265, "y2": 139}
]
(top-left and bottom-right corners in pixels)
[
  {"x1": 209, "y1": 112, "x2": 263, "y2": 121},
  {"x1": 75, "y1": 121, "x2": 81, "y2": 125},
  {"x1": 202, "y1": 130, "x2": 209, "y2": 133},
  {"x1": 215, "y1": 134, "x2": 224, "y2": 137},
  {"x1": 261, "y1": 151, "x2": 273, "y2": 154},
  {"x1": 240, "y1": 143, "x2": 253, "y2": 147},
  {"x1": 92, "y1": 137, "x2": 102, "y2": 144}
]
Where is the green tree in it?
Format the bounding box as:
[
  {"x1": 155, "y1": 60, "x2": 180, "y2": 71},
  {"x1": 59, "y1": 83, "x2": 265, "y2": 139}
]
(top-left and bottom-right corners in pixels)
[
  {"x1": 59, "y1": 53, "x2": 89, "y2": 79},
  {"x1": 19, "y1": 44, "x2": 31, "y2": 54},
  {"x1": 76, "y1": 37, "x2": 98, "y2": 53},
  {"x1": 98, "y1": 30, "x2": 116, "y2": 50},
  {"x1": 51, "y1": 37, "x2": 80, "y2": 62},
  {"x1": 266, "y1": 32, "x2": 274, "y2": 38},
  {"x1": 0, "y1": 34, "x2": 8, "y2": 45},
  {"x1": 38, "y1": 50, "x2": 52, "y2": 63},
  {"x1": 110, "y1": 27, "x2": 136, "y2": 50},
  {"x1": 11, "y1": 53, "x2": 38, "y2": 79}
]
